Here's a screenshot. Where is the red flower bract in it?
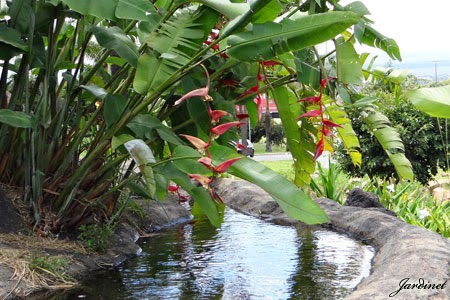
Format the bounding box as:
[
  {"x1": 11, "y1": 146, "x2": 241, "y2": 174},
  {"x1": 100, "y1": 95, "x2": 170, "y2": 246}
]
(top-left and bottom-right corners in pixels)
[
  {"x1": 213, "y1": 157, "x2": 243, "y2": 174},
  {"x1": 211, "y1": 121, "x2": 245, "y2": 136}
]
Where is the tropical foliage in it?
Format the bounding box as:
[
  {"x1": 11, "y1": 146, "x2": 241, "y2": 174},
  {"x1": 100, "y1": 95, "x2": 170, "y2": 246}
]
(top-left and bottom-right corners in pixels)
[{"x1": 0, "y1": 0, "x2": 409, "y2": 233}]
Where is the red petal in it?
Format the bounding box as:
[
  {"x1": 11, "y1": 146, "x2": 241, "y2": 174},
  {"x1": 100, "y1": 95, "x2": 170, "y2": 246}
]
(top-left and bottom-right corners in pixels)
[
  {"x1": 188, "y1": 174, "x2": 212, "y2": 186},
  {"x1": 238, "y1": 85, "x2": 259, "y2": 99},
  {"x1": 168, "y1": 185, "x2": 179, "y2": 192},
  {"x1": 320, "y1": 78, "x2": 327, "y2": 88},
  {"x1": 297, "y1": 96, "x2": 321, "y2": 103},
  {"x1": 210, "y1": 109, "x2": 229, "y2": 122},
  {"x1": 296, "y1": 109, "x2": 322, "y2": 119},
  {"x1": 180, "y1": 134, "x2": 209, "y2": 150},
  {"x1": 213, "y1": 157, "x2": 243, "y2": 173},
  {"x1": 197, "y1": 157, "x2": 213, "y2": 169},
  {"x1": 211, "y1": 121, "x2": 245, "y2": 136},
  {"x1": 261, "y1": 60, "x2": 281, "y2": 67},
  {"x1": 322, "y1": 128, "x2": 335, "y2": 137},
  {"x1": 322, "y1": 119, "x2": 343, "y2": 128},
  {"x1": 236, "y1": 113, "x2": 249, "y2": 120},
  {"x1": 313, "y1": 138, "x2": 325, "y2": 161}
]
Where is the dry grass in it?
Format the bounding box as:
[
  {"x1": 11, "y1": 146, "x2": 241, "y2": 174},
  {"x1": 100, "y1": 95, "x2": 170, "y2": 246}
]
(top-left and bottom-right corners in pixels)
[{"x1": 0, "y1": 233, "x2": 88, "y2": 297}]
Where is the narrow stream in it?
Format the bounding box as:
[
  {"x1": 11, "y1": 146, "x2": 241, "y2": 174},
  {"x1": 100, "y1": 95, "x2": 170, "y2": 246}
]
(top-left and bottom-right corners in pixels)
[{"x1": 45, "y1": 208, "x2": 374, "y2": 300}]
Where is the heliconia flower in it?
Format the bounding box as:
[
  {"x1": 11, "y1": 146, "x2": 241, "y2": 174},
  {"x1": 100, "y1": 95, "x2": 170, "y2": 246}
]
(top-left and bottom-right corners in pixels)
[
  {"x1": 219, "y1": 79, "x2": 239, "y2": 87},
  {"x1": 189, "y1": 174, "x2": 212, "y2": 187},
  {"x1": 179, "y1": 134, "x2": 210, "y2": 151},
  {"x1": 322, "y1": 128, "x2": 335, "y2": 137},
  {"x1": 236, "y1": 113, "x2": 249, "y2": 120},
  {"x1": 320, "y1": 78, "x2": 327, "y2": 88},
  {"x1": 261, "y1": 60, "x2": 281, "y2": 67},
  {"x1": 313, "y1": 138, "x2": 325, "y2": 161},
  {"x1": 213, "y1": 157, "x2": 243, "y2": 174},
  {"x1": 197, "y1": 157, "x2": 213, "y2": 169},
  {"x1": 168, "y1": 184, "x2": 179, "y2": 192},
  {"x1": 211, "y1": 121, "x2": 245, "y2": 136},
  {"x1": 297, "y1": 96, "x2": 321, "y2": 103},
  {"x1": 322, "y1": 119, "x2": 343, "y2": 128},
  {"x1": 174, "y1": 70, "x2": 210, "y2": 105},
  {"x1": 238, "y1": 85, "x2": 259, "y2": 99},
  {"x1": 209, "y1": 108, "x2": 229, "y2": 123},
  {"x1": 296, "y1": 109, "x2": 322, "y2": 119}
]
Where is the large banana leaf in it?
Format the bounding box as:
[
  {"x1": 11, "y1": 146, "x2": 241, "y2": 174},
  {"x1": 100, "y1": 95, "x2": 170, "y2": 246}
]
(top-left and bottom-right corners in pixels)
[
  {"x1": 90, "y1": 26, "x2": 139, "y2": 68},
  {"x1": 354, "y1": 22, "x2": 401, "y2": 61},
  {"x1": 335, "y1": 36, "x2": 363, "y2": 85},
  {"x1": 272, "y1": 85, "x2": 316, "y2": 187},
  {"x1": 407, "y1": 85, "x2": 450, "y2": 118},
  {"x1": 209, "y1": 145, "x2": 328, "y2": 225},
  {"x1": 133, "y1": 8, "x2": 211, "y2": 95},
  {"x1": 363, "y1": 109, "x2": 414, "y2": 181},
  {"x1": 326, "y1": 103, "x2": 361, "y2": 167},
  {"x1": 227, "y1": 11, "x2": 360, "y2": 62}
]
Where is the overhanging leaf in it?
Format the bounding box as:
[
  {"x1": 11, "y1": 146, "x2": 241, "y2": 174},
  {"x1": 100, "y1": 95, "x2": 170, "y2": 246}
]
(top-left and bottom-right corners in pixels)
[
  {"x1": 62, "y1": 0, "x2": 118, "y2": 20},
  {"x1": 90, "y1": 26, "x2": 139, "y2": 68},
  {"x1": 407, "y1": 85, "x2": 450, "y2": 118},
  {"x1": 210, "y1": 144, "x2": 328, "y2": 224},
  {"x1": 335, "y1": 36, "x2": 363, "y2": 84},
  {"x1": 0, "y1": 109, "x2": 33, "y2": 128},
  {"x1": 227, "y1": 11, "x2": 360, "y2": 62},
  {"x1": 354, "y1": 22, "x2": 401, "y2": 61},
  {"x1": 115, "y1": 0, "x2": 156, "y2": 21}
]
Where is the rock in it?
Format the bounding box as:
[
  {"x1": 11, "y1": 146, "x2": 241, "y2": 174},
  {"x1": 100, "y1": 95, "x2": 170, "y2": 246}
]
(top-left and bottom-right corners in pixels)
[
  {"x1": 345, "y1": 188, "x2": 396, "y2": 216},
  {"x1": 0, "y1": 187, "x2": 25, "y2": 234}
]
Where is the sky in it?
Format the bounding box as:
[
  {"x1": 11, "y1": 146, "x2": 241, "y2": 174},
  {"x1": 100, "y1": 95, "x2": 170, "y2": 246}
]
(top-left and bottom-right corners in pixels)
[{"x1": 340, "y1": 0, "x2": 450, "y2": 78}]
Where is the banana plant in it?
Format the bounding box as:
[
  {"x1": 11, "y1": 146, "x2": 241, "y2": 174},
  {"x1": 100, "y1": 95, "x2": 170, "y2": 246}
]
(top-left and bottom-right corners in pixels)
[{"x1": 0, "y1": 0, "x2": 410, "y2": 233}]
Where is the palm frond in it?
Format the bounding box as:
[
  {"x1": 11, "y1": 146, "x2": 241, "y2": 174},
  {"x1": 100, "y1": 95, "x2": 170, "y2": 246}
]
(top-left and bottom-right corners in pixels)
[
  {"x1": 326, "y1": 103, "x2": 361, "y2": 167},
  {"x1": 363, "y1": 106, "x2": 414, "y2": 180},
  {"x1": 134, "y1": 8, "x2": 205, "y2": 95}
]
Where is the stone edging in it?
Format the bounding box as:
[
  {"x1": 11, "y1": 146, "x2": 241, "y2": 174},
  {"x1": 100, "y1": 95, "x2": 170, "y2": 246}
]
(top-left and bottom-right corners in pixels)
[{"x1": 212, "y1": 178, "x2": 450, "y2": 300}]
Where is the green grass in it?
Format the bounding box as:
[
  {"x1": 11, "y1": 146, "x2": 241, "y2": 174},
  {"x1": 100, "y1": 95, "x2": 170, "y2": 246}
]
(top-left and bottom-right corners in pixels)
[
  {"x1": 253, "y1": 142, "x2": 288, "y2": 155},
  {"x1": 258, "y1": 160, "x2": 295, "y2": 181}
]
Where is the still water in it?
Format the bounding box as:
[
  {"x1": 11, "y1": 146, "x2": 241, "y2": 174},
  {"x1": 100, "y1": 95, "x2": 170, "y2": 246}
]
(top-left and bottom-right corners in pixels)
[{"x1": 46, "y1": 208, "x2": 374, "y2": 300}]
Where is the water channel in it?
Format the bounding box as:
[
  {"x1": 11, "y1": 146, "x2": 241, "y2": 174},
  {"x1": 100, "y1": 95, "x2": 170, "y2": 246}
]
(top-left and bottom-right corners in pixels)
[{"x1": 45, "y1": 208, "x2": 374, "y2": 300}]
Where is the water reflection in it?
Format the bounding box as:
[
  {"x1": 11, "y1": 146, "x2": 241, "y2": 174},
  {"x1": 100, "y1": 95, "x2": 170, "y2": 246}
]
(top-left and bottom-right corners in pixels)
[{"x1": 43, "y1": 208, "x2": 374, "y2": 300}]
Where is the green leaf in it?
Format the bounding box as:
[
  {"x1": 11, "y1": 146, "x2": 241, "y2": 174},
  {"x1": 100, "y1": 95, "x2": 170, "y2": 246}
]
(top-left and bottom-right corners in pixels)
[
  {"x1": 124, "y1": 139, "x2": 157, "y2": 198},
  {"x1": 171, "y1": 145, "x2": 210, "y2": 175},
  {"x1": 335, "y1": 36, "x2": 363, "y2": 84},
  {"x1": 227, "y1": 11, "x2": 360, "y2": 62},
  {"x1": 61, "y1": 0, "x2": 118, "y2": 20},
  {"x1": 0, "y1": 109, "x2": 33, "y2": 128},
  {"x1": 326, "y1": 103, "x2": 361, "y2": 167},
  {"x1": 272, "y1": 86, "x2": 315, "y2": 187},
  {"x1": 103, "y1": 94, "x2": 127, "y2": 129},
  {"x1": 363, "y1": 109, "x2": 414, "y2": 181},
  {"x1": 115, "y1": 0, "x2": 156, "y2": 21},
  {"x1": 80, "y1": 84, "x2": 108, "y2": 99},
  {"x1": 407, "y1": 85, "x2": 450, "y2": 118},
  {"x1": 210, "y1": 145, "x2": 328, "y2": 225},
  {"x1": 134, "y1": 9, "x2": 205, "y2": 95},
  {"x1": 190, "y1": 187, "x2": 222, "y2": 227},
  {"x1": 9, "y1": 0, "x2": 33, "y2": 34},
  {"x1": 0, "y1": 24, "x2": 29, "y2": 52},
  {"x1": 127, "y1": 114, "x2": 183, "y2": 145},
  {"x1": 90, "y1": 26, "x2": 139, "y2": 68},
  {"x1": 354, "y1": 22, "x2": 401, "y2": 61}
]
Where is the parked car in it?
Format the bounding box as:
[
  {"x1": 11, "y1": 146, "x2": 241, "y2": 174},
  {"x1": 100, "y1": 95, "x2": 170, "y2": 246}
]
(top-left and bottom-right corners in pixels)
[{"x1": 232, "y1": 139, "x2": 254, "y2": 157}]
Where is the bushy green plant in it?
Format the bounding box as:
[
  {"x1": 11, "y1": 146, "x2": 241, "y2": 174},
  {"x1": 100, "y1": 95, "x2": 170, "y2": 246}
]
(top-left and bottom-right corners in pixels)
[
  {"x1": 77, "y1": 223, "x2": 114, "y2": 252},
  {"x1": 29, "y1": 252, "x2": 71, "y2": 282},
  {"x1": 336, "y1": 100, "x2": 448, "y2": 184},
  {"x1": 251, "y1": 115, "x2": 285, "y2": 146},
  {"x1": 310, "y1": 159, "x2": 348, "y2": 204}
]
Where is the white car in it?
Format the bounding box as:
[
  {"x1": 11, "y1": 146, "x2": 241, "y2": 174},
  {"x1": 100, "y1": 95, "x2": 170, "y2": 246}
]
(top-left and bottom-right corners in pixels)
[{"x1": 233, "y1": 139, "x2": 254, "y2": 157}]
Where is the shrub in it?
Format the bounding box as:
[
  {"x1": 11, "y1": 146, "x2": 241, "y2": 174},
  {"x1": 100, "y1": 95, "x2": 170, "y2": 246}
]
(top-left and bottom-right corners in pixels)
[{"x1": 336, "y1": 100, "x2": 449, "y2": 185}]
